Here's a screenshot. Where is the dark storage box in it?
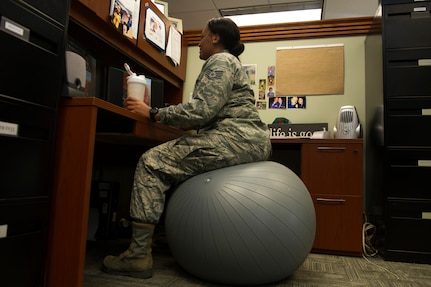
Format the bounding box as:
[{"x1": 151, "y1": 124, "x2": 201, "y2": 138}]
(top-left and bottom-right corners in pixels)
[
  {"x1": 0, "y1": 1, "x2": 66, "y2": 108},
  {"x1": 385, "y1": 148, "x2": 431, "y2": 198},
  {"x1": 385, "y1": 48, "x2": 431, "y2": 97},
  {"x1": 0, "y1": 199, "x2": 50, "y2": 286},
  {"x1": 385, "y1": 198, "x2": 431, "y2": 264},
  {"x1": 0, "y1": 96, "x2": 56, "y2": 199},
  {"x1": 383, "y1": 2, "x2": 431, "y2": 49},
  {"x1": 385, "y1": 97, "x2": 431, "y2": 146}
]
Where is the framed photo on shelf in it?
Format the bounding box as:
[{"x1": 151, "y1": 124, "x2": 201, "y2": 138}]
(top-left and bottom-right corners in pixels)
[
  {"x1": 151, "y1": 0, "x2": 169, "y2": 16},
  {"x1": 144, "y1": 6, "x2": 166, "y2": 51},
  {"x1": 109, "y1": 0, "x2": 141, "y2": 39},
  {"x1": 168, "y1": 16, "x2": 183, "y2": 34}
]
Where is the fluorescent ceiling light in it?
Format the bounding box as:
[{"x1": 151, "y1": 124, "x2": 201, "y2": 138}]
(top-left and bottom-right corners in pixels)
[
  {"x1": 220, "y1": 1, "x2": 322, "y2": 27},
  {"x1": 226, "y1": 9, "x2": 322, "y2": 27}
]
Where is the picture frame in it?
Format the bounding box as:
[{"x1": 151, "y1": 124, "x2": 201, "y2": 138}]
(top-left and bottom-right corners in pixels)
[
  {"x1": 242, "y1": 64, "x2": 257, "y2": 86},
  {"x1": 109, "y1": 0, "x2": 141, "y2": 39},
  {"x1": 168, "y1": 16, "x2": 183, "y2": 34},
  {"x1": 269, "y1": 96, "x2": 287, "y2": 109},
  {"x1": 144, "y1": 6, "x2": 166, "y2": 51},
  {"x1": 151, "y1": 0, "x2": 169, "y2": 16},
  {"x1": 288, "y1": 96, "x2": 306, "y2": 109}
]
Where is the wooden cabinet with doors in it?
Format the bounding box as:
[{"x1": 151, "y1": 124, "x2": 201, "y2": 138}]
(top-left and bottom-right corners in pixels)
[{"x1": 301, "y1": 139, "x2": 363, "y2": 256}]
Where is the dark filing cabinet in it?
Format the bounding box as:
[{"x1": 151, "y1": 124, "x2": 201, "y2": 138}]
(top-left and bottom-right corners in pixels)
[
  {"x1": 381, "y1": 0, "x2": 431, "y2": 263},
  {"x1": 0, "y1": 0, "x2": 70, "y2": 286}
]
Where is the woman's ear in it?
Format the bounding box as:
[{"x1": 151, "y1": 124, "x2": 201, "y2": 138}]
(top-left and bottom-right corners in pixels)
[{"x1": 212, "y1": 33, "x2": 220, "y2": 44}]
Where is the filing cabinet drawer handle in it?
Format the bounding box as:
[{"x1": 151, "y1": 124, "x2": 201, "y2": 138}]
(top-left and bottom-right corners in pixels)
[
  {"x1": 317, "y1": 147, "x2": 346, "y2": 151},
  {"x1": 316, "y1": 198, "x2": 346, "y2": 204}
]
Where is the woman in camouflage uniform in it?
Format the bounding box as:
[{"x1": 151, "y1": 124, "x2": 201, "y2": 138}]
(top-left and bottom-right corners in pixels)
[{"x1": 102, "y1": 17, "x2": 272, "y2": 278}]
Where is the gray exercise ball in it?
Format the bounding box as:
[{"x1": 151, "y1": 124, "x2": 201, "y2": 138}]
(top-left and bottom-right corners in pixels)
[{"x1": 165, "y1": 161, "x2": 316, "y2": 286}]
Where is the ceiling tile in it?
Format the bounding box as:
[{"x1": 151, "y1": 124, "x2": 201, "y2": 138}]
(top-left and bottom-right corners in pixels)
[
  {"x1": 170, "y1": 10, "x2": 221, "y2": 30},
  {"x1": 212, "y1": 0, "x2": 270, "y2": 9},
  {"x1": 164, "y1": 0, "x2": 216, "y2": 13},
  {"x1": 322, "y1": 0, "x2": 379, "y2": 19},
  {"x1": 269, "y1": 0, "x2": 320, "y2": 4}
]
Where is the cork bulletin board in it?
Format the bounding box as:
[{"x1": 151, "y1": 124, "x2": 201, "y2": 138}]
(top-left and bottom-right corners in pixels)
[{"x1": 276, "y1": 44, "x2": 344, "y2": 96}]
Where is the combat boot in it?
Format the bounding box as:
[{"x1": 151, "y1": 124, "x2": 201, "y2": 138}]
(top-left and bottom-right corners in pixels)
[{"x1": 102, "y1": 222, "x2": 155, "y2": 278}]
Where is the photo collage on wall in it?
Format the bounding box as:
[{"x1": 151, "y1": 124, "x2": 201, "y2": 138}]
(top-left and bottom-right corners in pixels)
[{"x1": 245, "y1": 64, "x2": 307, "y2": 110}]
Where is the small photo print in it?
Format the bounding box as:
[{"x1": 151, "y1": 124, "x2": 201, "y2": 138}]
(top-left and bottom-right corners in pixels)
[
  {"x1": 258, "y1": 89, "x2": 265, "y2": 100},
  {"x1": 110, "y1": 0, "x2": 141, "y2": 39},
  {"x1": 256, "y1": 101, "x2": 267, "y2": 110},
  {"x1": 267, "y1": 86, "x2": 275, "y2": 97},
  {"x1": 259, "y1": 79, "x2": 266, "y2": 90},
  {"x1": 243, "y1": 64, "x2": 257, "y2": 85},
  {"x1": 268, "y1": 66, "x2": 275, "y2": 86},
  {"x1": 288, "y1": 96, "x2": 306, "y2": 109},
  {"x1": 269, "y1": 96, "x2": 286, "y2": 109}
]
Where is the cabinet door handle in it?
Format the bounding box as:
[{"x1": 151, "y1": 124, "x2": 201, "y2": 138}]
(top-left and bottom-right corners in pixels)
[
  {"x1": 316, "y1": 198, "x2": 346, "y2": 204},
  {"x1": 317, "y1": 147, "x2": 346, "y2": 151}
]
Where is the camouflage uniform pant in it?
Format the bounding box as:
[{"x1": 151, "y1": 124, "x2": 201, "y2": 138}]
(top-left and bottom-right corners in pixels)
[{"x1": 130, "y1": 132, "x2": 272, "y2": 224}]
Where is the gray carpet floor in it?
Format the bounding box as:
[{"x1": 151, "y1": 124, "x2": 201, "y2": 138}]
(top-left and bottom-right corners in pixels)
[{"x1": 84, "y1": 239, "x2": 431, "y2": 287}]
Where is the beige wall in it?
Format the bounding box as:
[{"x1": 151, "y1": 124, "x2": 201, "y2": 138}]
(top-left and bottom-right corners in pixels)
[{"x1": 183, "y1": 35, "x2": 367, "y2": 138}]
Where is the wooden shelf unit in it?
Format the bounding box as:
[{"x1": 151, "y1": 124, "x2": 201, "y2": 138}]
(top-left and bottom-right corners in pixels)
[{"x1": 68, "y1": 0, "x2": 188, "y2": 104}]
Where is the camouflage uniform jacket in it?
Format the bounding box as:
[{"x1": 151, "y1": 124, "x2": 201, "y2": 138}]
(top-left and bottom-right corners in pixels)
[{"x1": 159, "y1": 51, "x2": 270, "y2": 145}]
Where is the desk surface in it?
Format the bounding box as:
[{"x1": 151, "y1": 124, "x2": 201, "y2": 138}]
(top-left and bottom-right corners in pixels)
[
  {"x1": 271, "y1": 138, "x2": 363, "y2": 144},
  {"x1": 61, "y1": 97, "x2": 185, "y2": 144}
]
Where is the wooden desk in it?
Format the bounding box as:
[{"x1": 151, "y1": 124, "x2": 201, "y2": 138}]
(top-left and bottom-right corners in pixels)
[
  {"x1": 46, "y1": 97, "x2": 185, "y2": 287},
  {"x1": 271, "y1": 138, "x2": 363, "y2": 256}
]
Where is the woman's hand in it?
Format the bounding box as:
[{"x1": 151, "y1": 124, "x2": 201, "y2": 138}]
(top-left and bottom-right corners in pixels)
[{"x1": 124, "y1": 97, "x2": 151, "y2": 119}]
